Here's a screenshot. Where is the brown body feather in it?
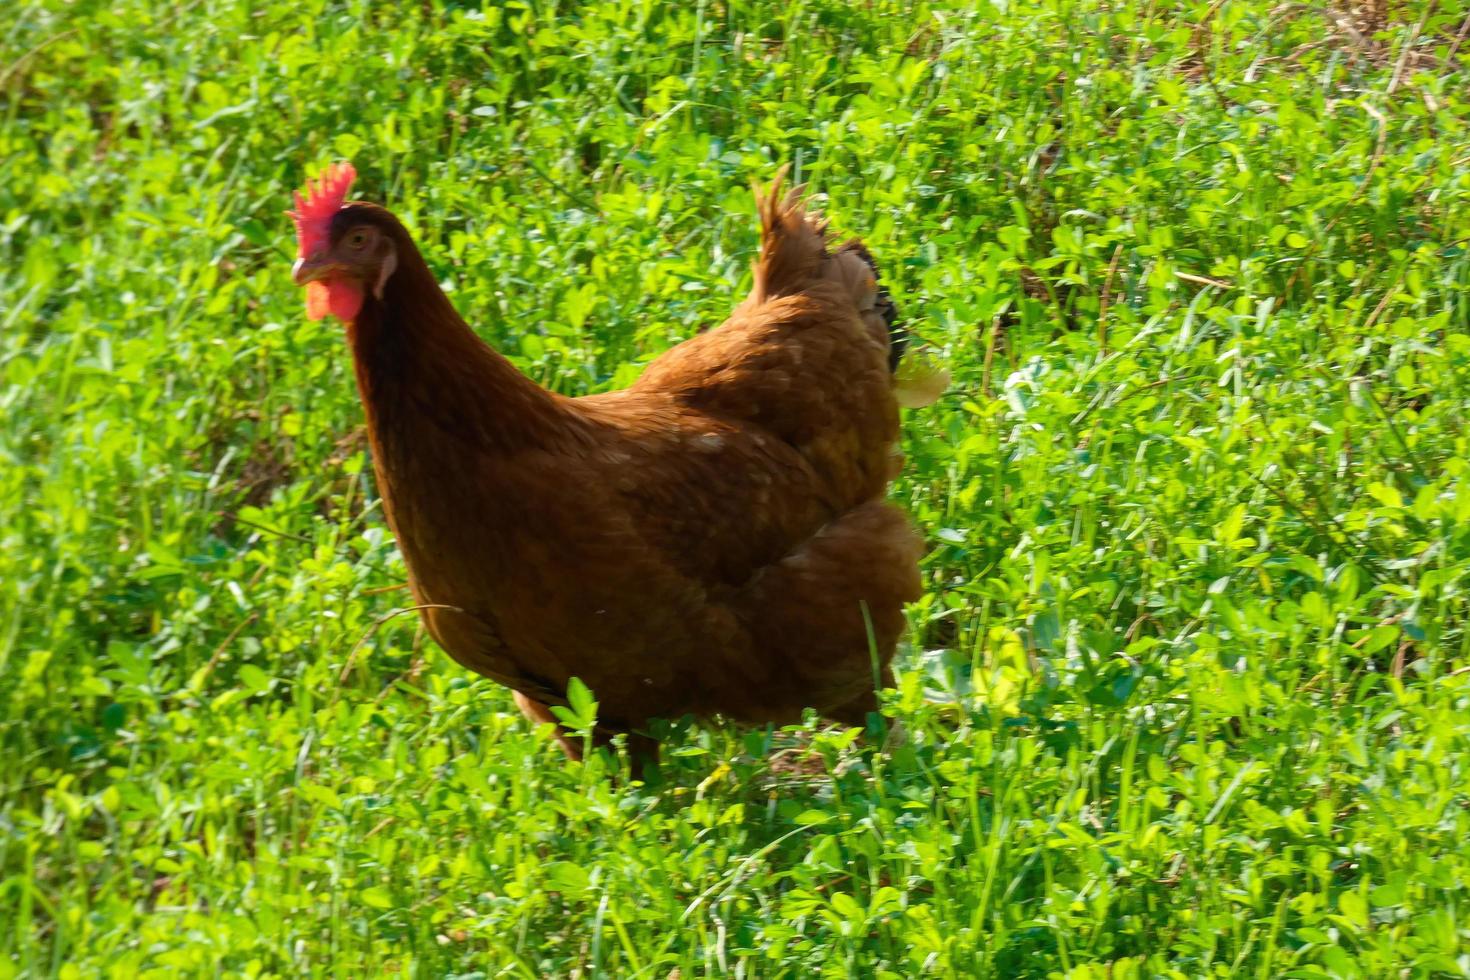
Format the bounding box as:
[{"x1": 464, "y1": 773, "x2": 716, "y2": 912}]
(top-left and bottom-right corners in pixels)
[{"x1": 342, "y1": 176, "x2": 923, "y2": 766}]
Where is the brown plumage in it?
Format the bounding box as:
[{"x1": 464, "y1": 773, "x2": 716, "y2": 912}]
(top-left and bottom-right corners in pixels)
[{"x1": 290, "y1": 169, "x2": 930, "y2": 772}]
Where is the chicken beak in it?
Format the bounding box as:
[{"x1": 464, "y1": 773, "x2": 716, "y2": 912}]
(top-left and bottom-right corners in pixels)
[{"x1": 292, "y1": 252, "x2": 344, "y2": 286}]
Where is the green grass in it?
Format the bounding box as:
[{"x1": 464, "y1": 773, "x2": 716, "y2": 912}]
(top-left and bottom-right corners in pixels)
[{"x1": 4, "y1": 0, "x2": 1470, "y2": 975}]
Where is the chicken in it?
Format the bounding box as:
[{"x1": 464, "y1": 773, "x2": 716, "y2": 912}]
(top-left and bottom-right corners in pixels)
[{"x1": 288, "y1": 162, "x2": 938, "y2": 771}]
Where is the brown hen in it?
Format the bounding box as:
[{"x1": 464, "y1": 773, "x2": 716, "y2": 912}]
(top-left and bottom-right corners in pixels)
[{"x1": 288, "y1": 163, "x2": 937, "y2": 771}]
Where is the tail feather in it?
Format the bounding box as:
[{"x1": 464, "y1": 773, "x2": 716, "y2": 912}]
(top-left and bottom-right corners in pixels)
[
  {"x1": 751, "y1": 169, "x2": 907, "y2": 373},
  {"x1": 751, "y1": 167, "x2": 828, "y2": 303},
  {"x1": 834, "y1": 240, "x2": 906, "y2": 372}
]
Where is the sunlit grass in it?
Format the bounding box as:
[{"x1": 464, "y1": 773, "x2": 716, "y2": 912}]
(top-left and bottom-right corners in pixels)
[{"x1": 3, "y1": 0, "x2": 1470, "y2": 975}]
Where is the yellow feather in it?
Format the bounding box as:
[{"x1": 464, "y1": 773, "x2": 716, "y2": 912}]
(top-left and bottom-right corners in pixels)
[{"x1": 894, "y1": 350, "x2": 951, "y2": 408}]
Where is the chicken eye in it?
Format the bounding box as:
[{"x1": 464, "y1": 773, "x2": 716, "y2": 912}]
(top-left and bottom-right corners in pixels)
[{"x1": 346, "y1": 229, "x2": 369, "y2": 250}]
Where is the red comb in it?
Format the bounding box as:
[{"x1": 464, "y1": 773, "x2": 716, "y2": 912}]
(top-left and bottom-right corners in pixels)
[{"x1": 288, "y1": 161, "x2": 357, "y2": 259}]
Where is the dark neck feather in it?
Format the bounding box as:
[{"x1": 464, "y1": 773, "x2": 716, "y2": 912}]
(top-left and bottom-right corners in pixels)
[{"x1": 345, "y1": 226, "x2": 567, "y2": 458}]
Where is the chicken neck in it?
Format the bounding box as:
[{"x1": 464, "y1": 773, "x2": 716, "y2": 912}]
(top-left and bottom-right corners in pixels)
[{"x1": 344, "y1": 239, "x2": 576, "y2": 464}]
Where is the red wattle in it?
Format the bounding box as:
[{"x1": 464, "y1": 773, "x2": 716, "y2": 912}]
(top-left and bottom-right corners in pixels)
[{"x1": 305, "y1": 279, "x2": 365, "y2": 322}]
